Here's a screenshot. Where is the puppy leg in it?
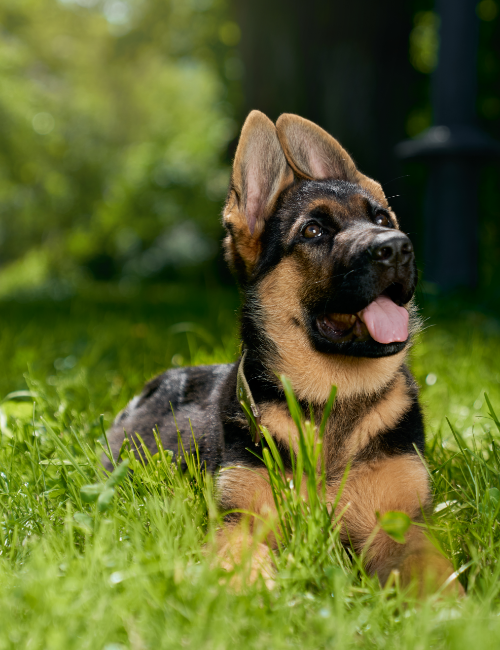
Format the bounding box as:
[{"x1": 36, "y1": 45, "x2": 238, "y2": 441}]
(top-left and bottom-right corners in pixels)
[
  {"x1": 216, "y1": 523, "x2": 276, "y2": 589},
  {"x1": 331, "y1": 454, "x2": 464, "y2": 596},
  {"x1": 215, "y1": 467, "x2": 278, "y2": 588}
]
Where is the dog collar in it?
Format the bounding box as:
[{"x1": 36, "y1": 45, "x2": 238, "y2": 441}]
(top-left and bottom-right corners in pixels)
[{"x1": 236, "y1": 350, "x2": 262, "y2": 445}]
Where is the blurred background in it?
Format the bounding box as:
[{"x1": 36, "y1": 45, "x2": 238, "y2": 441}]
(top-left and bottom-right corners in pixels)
[
  {"x1": 0, "y1": 0, "x2": 499, "y2": 445},
  {"x1": 0, "y1": 0, "x2": 499, "y2": 301}
]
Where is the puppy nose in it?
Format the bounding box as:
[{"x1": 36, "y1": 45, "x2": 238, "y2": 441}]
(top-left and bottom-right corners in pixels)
[{"x1": 370, "y1": 234, "x2": 414, "y2": 266}]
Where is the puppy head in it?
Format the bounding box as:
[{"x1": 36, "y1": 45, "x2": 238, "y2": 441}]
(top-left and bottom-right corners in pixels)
[{"x1": 223, "y1": 112, "x2": 418, "y2": 361}]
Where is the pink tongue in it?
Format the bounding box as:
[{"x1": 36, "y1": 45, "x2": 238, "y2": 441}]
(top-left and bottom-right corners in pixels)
[{"x1": 358, "y1": 295, "x2": 409, "y2": 344}]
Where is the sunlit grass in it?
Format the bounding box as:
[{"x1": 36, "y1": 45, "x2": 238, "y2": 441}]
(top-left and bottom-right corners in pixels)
[{"x1": 1, "y1": 292, "x2": 500, "y2": 649}]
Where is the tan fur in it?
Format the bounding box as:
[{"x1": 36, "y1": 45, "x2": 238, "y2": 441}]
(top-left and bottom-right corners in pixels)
[
  {"x1": 325, "y1": 455, "x2": 462, "y2": 594},
  {"x1": 223, "y1": 192, "x2": 262, "y2": 274},
  {"x1": 215, "y1": 467, "x2": 279, "y2": 587},
  {"x1": 217, "y1": 465, "x2": 276, "y2": 520},
  {"x1": 216, "y1": 525, "x2": 276, "y2": 590},
  {"x1": 256, "y1": 257, "x2": 407, "y2": 403},
  {"x1": 397, "y1": 535, "x2": 464, "y2": 597},
  {"x1": 357, "y1": 176, "x2": 399, "y2": 227},
  {"x1": 216, "y1": 465, "x2": 305, "y2": 589},
  {"x1": 217, "y1": 465, "x2": 306, "y2": 519},
  {"x1": 344, "y1": 373, "x2": 412, "y2": 458},
  {"x1": 218, "y1": 456, "x2": 462, "y2": 595},
  {"x1": 329, "y1": 454, "x2": 431, "y2": 549},
  {"x1": 260, "y1": 402, "x2": 300, "y2": 456}
]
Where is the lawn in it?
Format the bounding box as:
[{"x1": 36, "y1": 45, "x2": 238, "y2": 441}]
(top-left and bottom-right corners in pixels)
[{"x1": 1, "y1": 285, "x2": 500, "y2": 650}]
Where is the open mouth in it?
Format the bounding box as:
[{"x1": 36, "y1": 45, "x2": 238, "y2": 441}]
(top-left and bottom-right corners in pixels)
[{"x1": 317, "y1": 285, "x2": 409, "y2": 345}]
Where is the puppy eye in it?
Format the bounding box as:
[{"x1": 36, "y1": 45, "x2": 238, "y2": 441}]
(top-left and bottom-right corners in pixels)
[
  {"x1": 374, "y1": 212, "x2": 390, "y2": 227},
  {"x1": 302, "y1": 222, "x2": 323, "y2": 239}
]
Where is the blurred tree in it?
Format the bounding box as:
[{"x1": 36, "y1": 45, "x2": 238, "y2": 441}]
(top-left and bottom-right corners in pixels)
[
  {"x1": 1, "y1": 0, "x2": 498, "y2": 298},
  {"x1": 0, "y1": 0, "x2": 239, "y2": 296}
]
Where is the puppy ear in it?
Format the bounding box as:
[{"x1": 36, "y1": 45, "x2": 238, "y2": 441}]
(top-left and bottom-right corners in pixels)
[
  {"x1": 276, "y1": 113, "x2": 359, "y2": 182},
  {"x1": 224, "y1": 110, "x2": 293, "y2": 277}
]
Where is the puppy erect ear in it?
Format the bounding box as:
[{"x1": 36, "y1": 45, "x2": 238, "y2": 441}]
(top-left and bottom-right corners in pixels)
[
  {"x1": 276, "y1": 113, "x2": 360, "y2": 183},
  {"x1": 275, "y1": 113, "x2": 392, "y2": 215},
  {"x1": 223, "y1": 110, "x2": 293, "y2": 277}
]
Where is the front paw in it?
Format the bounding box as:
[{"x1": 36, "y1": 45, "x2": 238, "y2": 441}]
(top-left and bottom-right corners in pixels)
[
  {"x1": 217, "y1": 535, "x2": 276, "y2": 591},
  {"x1": 397, "y1": 550, "x2": 465, "y2": 598}
]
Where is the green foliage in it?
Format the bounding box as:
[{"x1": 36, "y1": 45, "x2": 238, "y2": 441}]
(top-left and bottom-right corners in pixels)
[
  {"x1": 80, "y1": 459, "x2": 130, "y2": 511},
  {"x1": 256, "y1": 381, "x2": 350, "y2": 590},
  {"x1": 409, "y1": 11, "x2": 440, "y2": 75},
  {"x1": 377, "y1": 511, "x2": 412, "y2": 545},
  {"x1": 0, "y1": 0, "x2": 238, "y2": 296},
  {"x1": 0, "y1": 294, "x2": 499, "y2": 647}
]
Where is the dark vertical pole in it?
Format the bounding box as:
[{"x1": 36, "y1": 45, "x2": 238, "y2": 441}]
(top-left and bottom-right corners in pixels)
[
  {"x1": 396, "y1": 0, "x2": 500, "y2": 290},
  {"x1": 424, "y1": 158, "x2": 479, "y2": 288},
  {"x1": 234, "y1": 0, "x2": 416, "y2": 190},
  {"x1": 427, "y1": 0, "x2": 479, "y2": 288},
  {"x1": 434, "y1": 0, "x2": 479, "y2": 126}
]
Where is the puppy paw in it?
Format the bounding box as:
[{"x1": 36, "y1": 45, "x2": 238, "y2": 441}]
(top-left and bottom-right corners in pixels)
[{"x1": 217, "y1": 537, "x2": 276, "y2": 591}]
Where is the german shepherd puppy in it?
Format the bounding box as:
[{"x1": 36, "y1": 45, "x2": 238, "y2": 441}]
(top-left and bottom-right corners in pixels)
[{"x1": 107, "y1": 111, "x2": 462, "y2": 595}]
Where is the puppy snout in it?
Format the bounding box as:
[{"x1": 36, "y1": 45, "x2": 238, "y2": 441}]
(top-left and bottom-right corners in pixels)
[{"x1": 370, "y1": 234, "x2": 413, "y2": 266}]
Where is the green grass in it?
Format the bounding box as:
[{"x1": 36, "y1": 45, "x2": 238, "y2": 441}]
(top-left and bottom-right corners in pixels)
[{"x1": 1, "y1": 288, "x2": 500, "y2": 649}]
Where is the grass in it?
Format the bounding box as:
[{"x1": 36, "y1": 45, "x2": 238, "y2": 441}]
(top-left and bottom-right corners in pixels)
[{"x1": 1, "y1": 286, "x2": 500, "y2": 649}]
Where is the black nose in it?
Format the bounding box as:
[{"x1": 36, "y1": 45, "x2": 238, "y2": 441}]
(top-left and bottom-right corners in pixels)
[{"x1": 370, "y1": 234, "x2": 414, "y2": 266}]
